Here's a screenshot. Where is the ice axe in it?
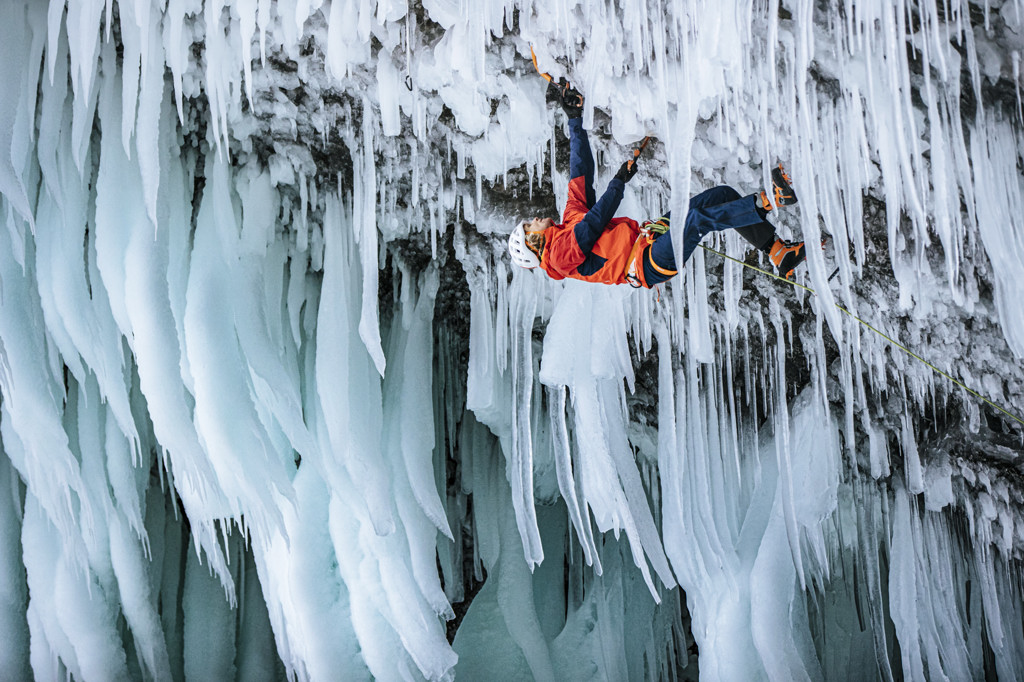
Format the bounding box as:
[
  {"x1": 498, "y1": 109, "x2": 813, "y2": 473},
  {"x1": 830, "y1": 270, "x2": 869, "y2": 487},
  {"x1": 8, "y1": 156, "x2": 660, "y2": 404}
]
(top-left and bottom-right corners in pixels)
[
  {"x1": 530, "y1": 46, "x2": 583, "y2": 109},
  {"x1": 530, "y1": 46, "x2": 651, "y2": 169},
  {"x1": 628, "y1": 136, "x2": 651, "y2": 171}
]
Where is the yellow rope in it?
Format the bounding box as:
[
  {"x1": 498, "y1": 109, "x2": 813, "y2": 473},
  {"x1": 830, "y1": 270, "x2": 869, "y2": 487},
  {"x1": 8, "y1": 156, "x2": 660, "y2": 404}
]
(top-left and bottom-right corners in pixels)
[{"x1": 699, "y1": 244, "x2": 1024, "y2": 427}]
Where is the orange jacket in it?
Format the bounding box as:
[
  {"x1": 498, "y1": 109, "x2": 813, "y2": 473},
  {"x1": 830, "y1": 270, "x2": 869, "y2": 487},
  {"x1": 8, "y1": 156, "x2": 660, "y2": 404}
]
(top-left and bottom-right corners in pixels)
[{"x1": 539, "y1": 119, "x2": 642, "y2": 285}]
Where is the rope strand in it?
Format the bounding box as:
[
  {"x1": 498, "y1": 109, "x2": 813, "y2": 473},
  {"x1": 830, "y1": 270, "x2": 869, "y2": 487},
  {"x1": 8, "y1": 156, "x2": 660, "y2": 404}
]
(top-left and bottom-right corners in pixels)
[{"x1": 699, "y1": 244, "x2": 1024, "y2": 427}]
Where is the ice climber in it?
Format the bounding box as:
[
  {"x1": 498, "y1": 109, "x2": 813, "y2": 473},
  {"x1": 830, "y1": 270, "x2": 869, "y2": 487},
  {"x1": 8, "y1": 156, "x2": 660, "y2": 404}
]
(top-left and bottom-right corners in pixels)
[{"x1": 507, "y1": 87, "x2": 808, "y2": 286}]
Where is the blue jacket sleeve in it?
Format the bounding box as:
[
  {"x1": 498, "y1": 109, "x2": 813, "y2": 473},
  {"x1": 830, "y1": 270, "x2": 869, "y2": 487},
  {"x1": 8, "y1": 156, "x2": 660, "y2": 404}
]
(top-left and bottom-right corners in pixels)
[
  {"x1": 568, "y1": 118, "x2": 595, "y2": 208},
  {"x1": 573, "y1": 178, "x2": 625, "y2": 254}
]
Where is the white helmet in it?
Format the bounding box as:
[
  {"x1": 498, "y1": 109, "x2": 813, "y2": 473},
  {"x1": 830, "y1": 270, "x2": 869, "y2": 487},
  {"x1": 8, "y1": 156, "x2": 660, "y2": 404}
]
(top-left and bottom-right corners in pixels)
[{"x1": 508, "y1": 222, "x2": 541, "y2": 269}]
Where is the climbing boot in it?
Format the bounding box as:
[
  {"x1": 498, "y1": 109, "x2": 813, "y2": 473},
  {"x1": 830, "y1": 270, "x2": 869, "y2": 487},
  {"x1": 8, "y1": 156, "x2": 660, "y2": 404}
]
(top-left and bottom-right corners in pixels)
[
  {"x1": 771, "y1": 164, "x2": 798, "y2": 206},
  {"x1": 769, "y1": 238, "x2": 806, "y2": 279}
]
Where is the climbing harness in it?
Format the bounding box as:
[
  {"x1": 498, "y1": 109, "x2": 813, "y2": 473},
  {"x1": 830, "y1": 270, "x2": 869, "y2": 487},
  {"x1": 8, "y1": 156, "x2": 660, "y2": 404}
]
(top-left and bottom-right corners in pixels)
[
  {"x1": 624, "y1": 228, "x2": 657, "y2": 288},
  {"x1": 698, "y1": 244, "x2": 1024, "y2": 427},
  {"x1": 625, "y1": 218, "x2": 676, "y2": 289}
]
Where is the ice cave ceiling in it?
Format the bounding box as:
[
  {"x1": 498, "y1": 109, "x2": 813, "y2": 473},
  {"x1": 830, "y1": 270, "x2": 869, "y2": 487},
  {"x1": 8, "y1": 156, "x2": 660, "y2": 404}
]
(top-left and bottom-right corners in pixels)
[{"x1": 1, "y1": 0, "x2": 1024, "y2": 680}]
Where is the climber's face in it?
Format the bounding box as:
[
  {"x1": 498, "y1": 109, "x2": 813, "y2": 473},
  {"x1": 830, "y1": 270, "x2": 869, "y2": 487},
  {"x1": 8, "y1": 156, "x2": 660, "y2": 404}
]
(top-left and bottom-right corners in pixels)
[
  {"x1": 521, "y1": 218, "x2": 553, "y2": 260},
  {"x1": 525, "y1": 217, "x2": 555, "y2": 233}
]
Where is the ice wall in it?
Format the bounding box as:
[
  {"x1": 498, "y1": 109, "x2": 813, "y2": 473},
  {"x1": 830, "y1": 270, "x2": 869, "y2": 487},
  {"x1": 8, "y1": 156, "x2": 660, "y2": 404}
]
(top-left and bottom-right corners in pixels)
[{"x1": 0, "y1": 0, "x2": 1023, "y2": 680}]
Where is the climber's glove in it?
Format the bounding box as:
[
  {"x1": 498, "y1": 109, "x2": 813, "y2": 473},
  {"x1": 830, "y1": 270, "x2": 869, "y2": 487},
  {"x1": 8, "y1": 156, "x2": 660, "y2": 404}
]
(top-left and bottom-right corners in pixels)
[
  {"x1": 559, "y1": 82, "x2": 584, "y2": 119},
  {"x1": 614, "y1": 160, "x2": 638, "y2": 183}
]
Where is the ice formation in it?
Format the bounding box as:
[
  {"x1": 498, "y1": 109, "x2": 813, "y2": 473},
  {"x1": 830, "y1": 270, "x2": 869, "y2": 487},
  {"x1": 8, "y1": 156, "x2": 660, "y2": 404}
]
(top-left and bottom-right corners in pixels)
[{"x1": 1, "y1": 0, "x2": 1023, "y2": 680}]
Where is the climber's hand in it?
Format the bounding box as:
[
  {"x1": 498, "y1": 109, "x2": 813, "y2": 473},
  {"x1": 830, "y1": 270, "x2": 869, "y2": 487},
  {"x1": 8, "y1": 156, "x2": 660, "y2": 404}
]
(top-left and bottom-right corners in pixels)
[
  {"x1": 615, "y1": 160, "x2": 638, "y2": 183},
  {"x1": 559, "y1": 83, "x2": 584, "y2": 119}
]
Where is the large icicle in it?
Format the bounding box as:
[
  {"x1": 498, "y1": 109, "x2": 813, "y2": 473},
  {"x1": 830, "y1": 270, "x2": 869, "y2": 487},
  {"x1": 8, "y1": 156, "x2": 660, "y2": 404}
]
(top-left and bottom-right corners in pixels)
[
  {"x1": 0, "y1": 2, "x2": 36, "y2": 229},
  {"x1": 315, "y1": 192, "x2": 395, "y2": 536},
  {"x1": 184, "y1": 156, "x2": 296, "y2": 537}
]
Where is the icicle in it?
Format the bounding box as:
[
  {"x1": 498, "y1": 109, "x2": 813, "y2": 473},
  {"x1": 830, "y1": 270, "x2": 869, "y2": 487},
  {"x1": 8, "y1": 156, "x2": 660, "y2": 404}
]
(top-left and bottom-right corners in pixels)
[
  {"x1": 546, "y1": 385, "x2": 598, "y2": 568},
  {"x1": 771, "y1": 311, "x2": 806, "y2": 591},
  {"x1": 315, "y1": 193, "x2": 394, "y2": 536},
  {"x1": 508, "y1": 270, "x2": 544, "y2": 568},
  {"x1": 685, "y1": 247, "x2": 713, "y2": 363},
  {"x1": 355, "y1": 99, "x2": 387, "y2": 376},
  {"x1": 0, "y1": 3, "x2": 37, "y2": 229},
  {"x1": 183, "y1": 156, "x2": 296, "y2": 537},
  {"x1": 392, "y1": 267, "x2": 454, "y2": 539}
]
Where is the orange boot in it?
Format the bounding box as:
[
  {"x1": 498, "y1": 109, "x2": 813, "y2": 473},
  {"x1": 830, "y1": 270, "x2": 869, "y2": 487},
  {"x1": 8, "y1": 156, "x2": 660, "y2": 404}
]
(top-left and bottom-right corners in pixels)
[
  {"x1": 771, "y1": 164, "x2": 798, "y2": 206},
  {"x1": 769, "y1": 238, "x2": 806, "y2": 279}
]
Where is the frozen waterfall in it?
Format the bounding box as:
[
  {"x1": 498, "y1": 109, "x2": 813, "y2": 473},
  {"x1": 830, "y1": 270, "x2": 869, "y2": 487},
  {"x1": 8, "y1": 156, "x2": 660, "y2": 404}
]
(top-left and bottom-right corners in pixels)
[{"x1": 1, "y1": 0, "x2": 1024, "y2": 680}]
